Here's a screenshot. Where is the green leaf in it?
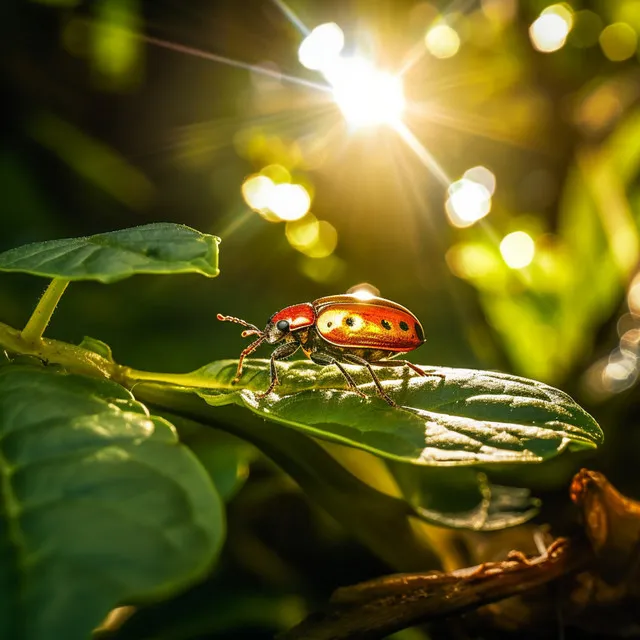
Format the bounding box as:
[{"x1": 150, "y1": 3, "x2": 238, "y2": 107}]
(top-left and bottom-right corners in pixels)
[
  {"x1": 0, "y1": 364, "x2": 224, "y2": 640},
  {"x1": 0, "y1": 223, "x2": 219, "y2": 283},
  {"x1": 388, "y1": 463, "x2": 539, "y2": 530},
  {"x1": 78, "y1": 336, "x2": 114, "y2": 362},
  {"x1": 141, "y1": 359, "x2": 602, "y2": 467},
  {"x1": 133, "y1": 384, "x2": 443, "y2": 570}
]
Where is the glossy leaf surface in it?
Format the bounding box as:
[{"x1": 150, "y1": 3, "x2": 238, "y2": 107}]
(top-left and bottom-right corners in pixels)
[
  {"x1": 135, "y1": 359, "x2": 603, "y2": 466},
  {"x1": 0, "y1": 223, "x2": 219, "y2": 283}
]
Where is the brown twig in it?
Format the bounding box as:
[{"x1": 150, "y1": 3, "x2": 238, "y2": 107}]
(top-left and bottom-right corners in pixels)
[{"x1": 280, "y1": 538, "x2": 589, "y2": 640}]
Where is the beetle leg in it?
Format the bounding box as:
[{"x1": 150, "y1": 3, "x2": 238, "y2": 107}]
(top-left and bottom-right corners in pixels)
[
  {"x1": 310, "y1": 352, "x2": 367, "y2": 399},
  {"x1": 375, "y1": 359, "x2": 447, "y2": 379},
  {"x1": 342, "y1": 354, "x2": 397, "y2": 407},
  {"x1": 255, "y1": 341, "x2": 300, "y2": 398},
  {"x1": 233, "y1": 336, "x2": 266, "y2": 383},
  {"x1": 373, "y1": 359, "x2": 427, "y2": 376}
]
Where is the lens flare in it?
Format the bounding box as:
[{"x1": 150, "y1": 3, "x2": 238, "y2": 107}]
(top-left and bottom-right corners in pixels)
[
  {"x1": 599, "y1": 23, "x2": 637, "y2": 62},
  {"x1": 242, "y1": 174, "x2": 311, "y2": 221},
  {"x1": 463, "y1": 166, "x2": 496, "y2": 196},
  {"x1": 268, "y1": 183, "x2": 311, "y2": 221},
  {"x1": 326, "y1": 57, "x2": 405, "y2": 128},
  {"x1": 445, "y1": 179, "x2": 492, "y2": 228},
  {"x1": 500, "y1": 231, "x2": 535, "y2": 269},
  {"x1": 529, "y1": 5, "x2": 573, "y2": 53},
  {"x1": 425, "y1": 24, "x2": 461, "y2": 59},
  {"x1": 298, "y1": 22, "x2": 344, "y2": 71},
  {"x1": 296, "y1": 220, "x2": 338, "y2": 257},
  {"x1": 242, "y1": 174, "x2": 274, "y2": 211},
  {"x1": 299, "y1": 254, "x2": 346, "y2": 283},
  {"x1": 286, "y1": 213, "x2": 320, "y2": 249}
]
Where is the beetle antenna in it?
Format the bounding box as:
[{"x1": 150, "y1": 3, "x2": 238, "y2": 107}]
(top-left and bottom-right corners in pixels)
[
  {"x1": 217, "y1": 314, "x2": 262, "y2": 335},
  {"x1": 241, "y1": 329, "x2": 263, "y2": 338}
]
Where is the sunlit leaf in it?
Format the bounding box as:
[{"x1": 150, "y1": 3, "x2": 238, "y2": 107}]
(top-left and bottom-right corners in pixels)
[
  {"x1": 134, "y1": 359, "x2": 603, "y2": 467},
  {"x1": 0, "y1": 223, "x2": 220, "y2": 283},
  {"x1": 0, "y1": 365, "x2": 223, "y2": 640}
]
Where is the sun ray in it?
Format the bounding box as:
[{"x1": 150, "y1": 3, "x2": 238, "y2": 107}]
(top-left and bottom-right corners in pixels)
[
  {"x1": 141, "y1": 35, "x2": 330, "y2": 93},
  {"x1": 392, "y1": 120, "x2": 450, "y2": 187},
  {"x1": 398, "y1": 0, "x2": 478, "y2": 77},
  {"x1": 271, "y1": 0, "x2": 310, "y2": 36},
  {"x1": 406, "y1": 104, "x2": 542, "y2": 150}
]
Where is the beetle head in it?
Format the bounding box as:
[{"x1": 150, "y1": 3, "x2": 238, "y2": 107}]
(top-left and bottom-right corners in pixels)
[{"x1": 263, "y1": 319, "x2": 290, "y2": 344}]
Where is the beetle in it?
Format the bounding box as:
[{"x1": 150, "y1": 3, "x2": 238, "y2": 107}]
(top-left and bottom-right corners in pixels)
[{"x1": 217, "y1": 293, "x2": 430, "y2": 406}]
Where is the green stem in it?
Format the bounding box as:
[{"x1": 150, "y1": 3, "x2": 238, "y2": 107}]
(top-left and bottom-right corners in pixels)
[
  {"x1": 0, "y1": 321, "x2": 119, "y2": 381},
  {"x1": 21, "y1": 279, "x2": 70, "y2": 343},
  {"x1": 0, "y1": 317, "x2": 233, "y2": 391}
]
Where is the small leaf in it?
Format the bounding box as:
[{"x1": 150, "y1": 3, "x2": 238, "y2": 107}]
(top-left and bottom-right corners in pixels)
[
  {"x1": 79, "y1": 335, "x2": 114, "y2": 361},
  {"x1": 0, "y1": 223, "x2": 219, "y2": 283},
  {"x1": 153, "y1": 360, "x2": 602, "y2": 467},
  {"x1": 0, "y1": 365, "x2": 224, "y2": 640}
]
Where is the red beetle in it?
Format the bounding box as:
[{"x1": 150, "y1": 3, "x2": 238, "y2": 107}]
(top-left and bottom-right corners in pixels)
[{"x1": 217, "y1": 293, "x2": 429, "y2": 405}]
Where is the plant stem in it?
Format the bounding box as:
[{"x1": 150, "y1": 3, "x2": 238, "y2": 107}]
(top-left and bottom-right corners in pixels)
[
  {"x1": 0, "y1": 321, "x2": 118, "y2": 380},
  {"x1": 21, "y1": 279, "x2": 70, "y2": 343}
]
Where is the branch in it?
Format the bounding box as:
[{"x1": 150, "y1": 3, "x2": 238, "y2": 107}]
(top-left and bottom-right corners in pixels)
[{"x1": 280, "y1": 538, "x2": 588, "y2": 640}]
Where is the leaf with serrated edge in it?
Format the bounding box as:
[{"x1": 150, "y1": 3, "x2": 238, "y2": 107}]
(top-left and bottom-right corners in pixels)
[
  {"x1": 0, "y1": 223, "x2": 219, "y2": 283},
  {"x1": 152, "y1": 359, "x2": 602, "y2": 466},
  {"x1": 0, "y1": 365, "x2": 223, "y2": 640}
]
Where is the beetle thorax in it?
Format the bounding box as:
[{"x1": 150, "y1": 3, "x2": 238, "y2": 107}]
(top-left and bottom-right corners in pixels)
[{"x1": 264, "y1": 302, "x2": 316, "y2": 344}]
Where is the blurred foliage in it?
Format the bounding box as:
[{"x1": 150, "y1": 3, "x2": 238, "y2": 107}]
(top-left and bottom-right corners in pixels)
[{"x1": 3, "y1": 0, "x2": 640, "y2": 637}]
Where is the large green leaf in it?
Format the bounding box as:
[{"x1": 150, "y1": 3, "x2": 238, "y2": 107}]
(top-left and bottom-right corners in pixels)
[
  {"x1": 0, "y1": 364, "x2": 224, "y2": 640},
  {"x1": 136, "y1": 359, "x2": 602, "y2": 467},
  {"x1": 0, "y1": 223, "x2": 219, "y2": 283},
  {"x1": 139, "y1": 393, "x2": 441, "y2": 571}
]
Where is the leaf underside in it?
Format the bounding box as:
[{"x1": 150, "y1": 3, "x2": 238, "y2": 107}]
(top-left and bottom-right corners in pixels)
[
  {"x1": 0, "y1": 223, "x2": 220, "y2": 283},
  {"x1": 0, "y1": 365, "x2": 224, "y2": 640},
  {"x1": 138, "y1": 358, "x2": 603, "y2": 467}
]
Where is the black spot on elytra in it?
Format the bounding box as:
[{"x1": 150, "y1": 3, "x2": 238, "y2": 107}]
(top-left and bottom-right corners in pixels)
[
  {"x1": 327, "y1": 321, "x2": 333, "y2": 328},
  {"x1": 399, "y1": 321, "x2": 409, "y2": 332},
  {"x1": 345, "y1": 317, "x2": 355, "y2": 327},
  {"x1": 381, "y1": 319, "x2": 392, "y2": 330},
  {"x1": 415, "y1": 322, "x2": 424, "y2": 341}
]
